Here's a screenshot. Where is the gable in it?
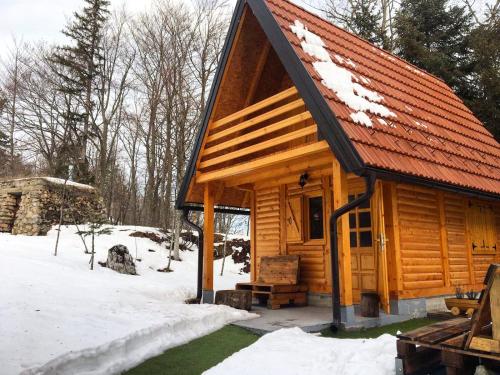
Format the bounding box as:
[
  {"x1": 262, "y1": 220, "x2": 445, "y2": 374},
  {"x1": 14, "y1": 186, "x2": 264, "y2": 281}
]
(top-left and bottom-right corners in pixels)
[
  {"x1": 179, "y1": 3, "x2": 331, "y2": 208},
  {"x1": 260, "y1": 0, "x2": 500, "y2": 197},
  {"x1": 177, "y1": 0, "x2": 500, "y2": 210}
]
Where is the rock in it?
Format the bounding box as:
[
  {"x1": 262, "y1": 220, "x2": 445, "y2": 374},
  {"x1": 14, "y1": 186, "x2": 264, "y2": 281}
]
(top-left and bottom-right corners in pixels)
[
  {"x1": 215, "y1": 290, "x2": 252, "y2": 311},
  {"x1": 105, "y1": 245, "x2": 137, "y2": 275}
]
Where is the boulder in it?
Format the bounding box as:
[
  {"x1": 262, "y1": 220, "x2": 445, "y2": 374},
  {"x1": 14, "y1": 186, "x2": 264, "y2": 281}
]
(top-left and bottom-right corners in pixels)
[{"x1": 105, "y1": 245, "x2": 137, "y2": 275}]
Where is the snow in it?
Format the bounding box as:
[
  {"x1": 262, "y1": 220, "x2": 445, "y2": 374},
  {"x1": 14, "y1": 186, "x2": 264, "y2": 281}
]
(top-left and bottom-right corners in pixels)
[
  {"x1": 43, "y1": 177, "x2": 95, "y2": 190},
  {"x1": 350, "y1": 111, "x2": 373, "y2": 127},
  {"x1": 377, "y1": 118, "x2": 388, "y2": 126},
  {"x1": 6, "y1": 176, "x2": 95, "y2": 190},
  {"x1": 0, "y1": 225, "x2": 254, "y2": 375},
  {"x1": 290, "y1": 20, "x2": 396, "y2": 128},
  {"x1": 204, "y1": 328, "x2": 396, "y2": 375}
]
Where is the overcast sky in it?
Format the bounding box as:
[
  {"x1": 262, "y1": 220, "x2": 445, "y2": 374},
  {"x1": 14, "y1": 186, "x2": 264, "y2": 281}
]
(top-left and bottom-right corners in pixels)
[{"x1": 0, "y1": 0, "x2": 316, "y2": 58}]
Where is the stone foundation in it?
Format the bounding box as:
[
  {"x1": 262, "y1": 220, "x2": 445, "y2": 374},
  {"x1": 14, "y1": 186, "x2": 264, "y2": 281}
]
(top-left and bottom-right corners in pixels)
[{"x1": 0, "y1": 177, "x2": 105, "y2": 236}]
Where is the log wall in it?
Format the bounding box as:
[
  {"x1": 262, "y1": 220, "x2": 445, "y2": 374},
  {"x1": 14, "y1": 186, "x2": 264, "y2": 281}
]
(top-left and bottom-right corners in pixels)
[{"x1": 392, "y1": 182, "x2": 500, "y2": 299}]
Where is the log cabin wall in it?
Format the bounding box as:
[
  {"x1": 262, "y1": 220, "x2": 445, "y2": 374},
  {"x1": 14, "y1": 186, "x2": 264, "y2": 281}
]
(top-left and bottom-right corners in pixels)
[
  {"x1": 386, "y1": 182, "x2": 500, "y2": 300},
  {"x1": 252, "y1": 174, "x2": 372, "y2": 296}
]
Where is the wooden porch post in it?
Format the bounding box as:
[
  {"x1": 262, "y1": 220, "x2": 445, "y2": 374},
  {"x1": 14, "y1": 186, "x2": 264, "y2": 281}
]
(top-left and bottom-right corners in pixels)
[
  {"x1": 333, "y1": 159, "x2": 353, "y2": 307},
  {"x1": 203, "y1": 183, "x2": 215, "y2": 303}
]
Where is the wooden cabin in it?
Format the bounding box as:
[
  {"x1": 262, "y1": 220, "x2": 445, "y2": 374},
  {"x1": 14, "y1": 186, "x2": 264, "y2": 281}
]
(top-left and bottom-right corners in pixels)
[{"x1": 176, "y1": 0, "x2": 500, "y2": 326}]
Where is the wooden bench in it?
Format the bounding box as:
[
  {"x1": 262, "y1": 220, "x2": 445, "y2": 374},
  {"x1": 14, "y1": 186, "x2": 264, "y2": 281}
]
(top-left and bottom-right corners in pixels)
[
  {"x1": 236, "y1": 255, "x2": 308, "y2": 309},
  {"x1": 396, "y1": 264, "x2": 500, "y2": 374}
]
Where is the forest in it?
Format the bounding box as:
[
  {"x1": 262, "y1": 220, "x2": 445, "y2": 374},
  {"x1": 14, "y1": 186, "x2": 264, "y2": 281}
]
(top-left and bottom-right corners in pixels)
[{"x1": 0, "y1": 0, "x2": 498, "y2": 231}]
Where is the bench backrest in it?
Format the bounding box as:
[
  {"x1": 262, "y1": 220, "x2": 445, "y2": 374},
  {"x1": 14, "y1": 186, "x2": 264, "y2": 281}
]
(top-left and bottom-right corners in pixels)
[{"x1": 257, "y1": 255, "x2": 300, "y2": 284}]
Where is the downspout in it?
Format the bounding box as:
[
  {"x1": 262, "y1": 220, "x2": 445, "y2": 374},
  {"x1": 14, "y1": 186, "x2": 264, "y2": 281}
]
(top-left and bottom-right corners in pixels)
[
  {"x1": 330, "y1": 172, "x2": 376, "y2": 331},
  {"x1": 182, "y1": 208, "x2": 204, "y2": 302}
]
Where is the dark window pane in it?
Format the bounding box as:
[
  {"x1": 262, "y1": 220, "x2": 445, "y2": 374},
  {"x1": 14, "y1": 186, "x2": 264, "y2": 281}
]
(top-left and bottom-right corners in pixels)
[
  {"x1": 348, "y1": 194, "x2": 356, "y2": 203},
  {"x1": 359, "y1": 231, "x2": 372, "y2": 247},
  {"x1": 359, "y1": 212, "x2": 371, "y2": 228},
  {"x1": 349, "y1": 213, "x2": 356, "y2": 228},
  {"x1": 309, "y1": 196, "x2": 323, "y2": 239},
  {"x1": 359, "y1": 199, "x2": 370, "y2": 209},
  {"x1": 350, "y1": 232, "x2": 357, "y2": 247}
]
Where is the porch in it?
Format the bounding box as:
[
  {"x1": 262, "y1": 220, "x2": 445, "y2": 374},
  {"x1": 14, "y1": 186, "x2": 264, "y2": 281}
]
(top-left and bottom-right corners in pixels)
[
  {"x1": 232, "y1": 304, "x2": 417, "y2": 334},
  {"x1": 191, "y1": 85, "x2": 394, "y2": 327}
]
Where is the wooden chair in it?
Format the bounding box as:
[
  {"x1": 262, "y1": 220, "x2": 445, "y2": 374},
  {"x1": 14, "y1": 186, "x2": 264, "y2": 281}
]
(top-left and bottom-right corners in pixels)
[{"x1": 236, "y1": 255, "x2": 308, "y2": 309}]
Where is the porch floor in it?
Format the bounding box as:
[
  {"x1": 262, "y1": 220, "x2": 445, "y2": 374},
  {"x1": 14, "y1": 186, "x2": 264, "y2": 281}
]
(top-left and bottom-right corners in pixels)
[
  {"x1": 232, "y1": 305, "x2": 415, "y2": 334},
  {"x1": 232, "y1": 305, "x2": 332, "y2": 335}
]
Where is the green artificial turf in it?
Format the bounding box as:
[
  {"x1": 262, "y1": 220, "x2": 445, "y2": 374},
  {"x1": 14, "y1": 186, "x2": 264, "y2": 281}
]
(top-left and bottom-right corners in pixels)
[
  {"x1": 124, "y1": 325, "x2": 259, "y2": 375},
  {"x1": 127, "y1": 318, "x2": 438, "y2": 375},
  {"x1": 321, "y1": 317, "x2": 439, "y2": 339}
]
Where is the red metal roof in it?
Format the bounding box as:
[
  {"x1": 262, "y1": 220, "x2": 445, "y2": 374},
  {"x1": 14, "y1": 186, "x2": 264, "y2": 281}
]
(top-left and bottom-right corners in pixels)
[{"x1": 265, "y1": 0, "x2": 500, "y2": 196}]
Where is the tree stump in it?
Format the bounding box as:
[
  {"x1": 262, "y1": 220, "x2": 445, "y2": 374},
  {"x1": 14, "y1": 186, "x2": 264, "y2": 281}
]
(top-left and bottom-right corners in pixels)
[
  {"x1": 360, "y1": 291, "x2": 380, "y2": 317},
  {"x1": 215, "y1": 290, "x2": 252, "y2": 311}
]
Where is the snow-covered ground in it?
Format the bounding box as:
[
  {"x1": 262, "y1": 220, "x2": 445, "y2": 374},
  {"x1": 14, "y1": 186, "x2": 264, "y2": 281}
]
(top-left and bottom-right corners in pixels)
[
  {"x1": 204, "y1": 328, "x2": 396, "y2": 375},
  {"x1": 0, "y1": 225, "x2": 253, "y2": 375}
]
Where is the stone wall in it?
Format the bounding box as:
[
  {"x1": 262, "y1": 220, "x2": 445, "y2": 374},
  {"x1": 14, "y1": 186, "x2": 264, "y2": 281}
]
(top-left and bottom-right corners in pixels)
[{"x1": 0, "y1": 177, "x2": 105, "y2": 236}]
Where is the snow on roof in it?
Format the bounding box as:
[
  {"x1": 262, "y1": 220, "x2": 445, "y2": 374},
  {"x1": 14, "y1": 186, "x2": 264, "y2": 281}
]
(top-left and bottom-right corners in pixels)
[
  {"x1": 290, "y1": 20, "x2": 396, "y2": 128},
  {"x1": 42, "y1": 177, "x2": 95, "y2": 190},
  {"x1": 3, "y1": 177, "x2": 95, "y2": 190}
]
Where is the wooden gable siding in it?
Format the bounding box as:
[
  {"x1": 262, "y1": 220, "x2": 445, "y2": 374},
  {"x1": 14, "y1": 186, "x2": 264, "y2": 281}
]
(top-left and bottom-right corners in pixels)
[
  {"x1": 254, "y1": 187, "x2": 282, "y2": 281},
  {"x1": 392, "y1": 183, "x2": 500, "y2": 298}
]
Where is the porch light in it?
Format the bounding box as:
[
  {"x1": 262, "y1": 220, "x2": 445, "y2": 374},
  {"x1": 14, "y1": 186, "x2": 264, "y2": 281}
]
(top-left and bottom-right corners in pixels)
[{"x1": 299, "y1": 172, "x2": 309, "y2": 188}]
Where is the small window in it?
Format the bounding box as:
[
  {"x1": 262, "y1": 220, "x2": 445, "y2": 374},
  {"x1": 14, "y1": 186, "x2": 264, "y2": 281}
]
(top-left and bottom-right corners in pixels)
[
  {"x1": 350, "y1": 232, "x2": 357, "y2": 247},
  {"x1": 358, "y1": 212, "x2": 371, "y2": 228},
  {"x1": 348, "y1": 193, "x2": 373, "y2": 248},
  {"x1": 308, "y1": 196, "x2": 324, "y2": 239},
  {"x1": 359, "y1": 231, "x2": 372, "y2": 247}
]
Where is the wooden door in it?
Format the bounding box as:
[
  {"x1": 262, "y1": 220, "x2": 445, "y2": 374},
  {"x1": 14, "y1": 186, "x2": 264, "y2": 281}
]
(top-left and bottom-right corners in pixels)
[
  {"x1": 349, "y1": 193, "x2": 376, "y2": 303},
  {"x1": 373, "y1": 182, "x2": 390, "y2": 313},
  {"x1": 467, "y1": 202, "x2": 497, "y2": 255}
]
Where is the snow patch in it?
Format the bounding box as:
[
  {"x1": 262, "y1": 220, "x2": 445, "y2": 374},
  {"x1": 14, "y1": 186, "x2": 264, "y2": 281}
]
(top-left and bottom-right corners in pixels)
[
  {"x1": 22, "y1": 305, "x2": 251, "y2": 375},
  {"x1": 0, "y1": 225, "x2": 253, "y2": 374},
  {"x1": 204, "y1": 327, "x2": 397, "y2": 375},
  {"x1": 350, "y1": 112, "x2": 373, "y2": 127},
  {"x1": 290, "y1": 20, "x2": 396, "y2": 128}
]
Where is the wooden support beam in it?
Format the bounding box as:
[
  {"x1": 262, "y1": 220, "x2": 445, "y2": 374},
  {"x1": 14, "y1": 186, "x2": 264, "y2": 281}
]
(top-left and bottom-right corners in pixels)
[
  {"x1": 438, "y1": 191, "x2": 451, "y2": 287},
  {"x1": 196, "y1": 141, "x2": 329, "y2": 183},
  {"x1": 323, "y1": 175, "x2": 333, "y2": 289},
  {"x1": 206, "y1": 99, "x2": 305, "y2": 143},
  {"x1": 210, "y1": 86, "x2": 298, "y2": 130},
  {"x1": 225, "y1": 153, "x2": 333, "y2": 187},
  {"x1": 200, "y1": 125, "x2": 317, "y2": 169},
  {"x1": 203, "y1": 183, "x2": 215, "y2": 302},
  {"x1": 389, "y1": 182, "x2": 403, "y2": 293},
  {"x1": 250, "y1": 191, "x2": 257, "y2": 282},
  {"x1": 464, "y1": 199, "x2": 475, "y2": 285},
  {"x1": 333, "y1": 159, "x2": 353, "y2": 307}
]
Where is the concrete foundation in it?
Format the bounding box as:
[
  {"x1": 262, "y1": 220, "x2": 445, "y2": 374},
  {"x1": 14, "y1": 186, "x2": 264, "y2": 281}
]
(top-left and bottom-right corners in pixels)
[{"x1": 232, "y1": 305, "x2": 332, "y2": 334}]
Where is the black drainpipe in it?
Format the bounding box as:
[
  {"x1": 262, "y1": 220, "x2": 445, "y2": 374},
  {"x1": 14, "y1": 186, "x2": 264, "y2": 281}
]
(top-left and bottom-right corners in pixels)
[
  {"x1": 182, "y1": 208, "x2": 204, "y2": 301},
  {"x1": 330, "y1": 172, "x2": 376, "y2": 331}
]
